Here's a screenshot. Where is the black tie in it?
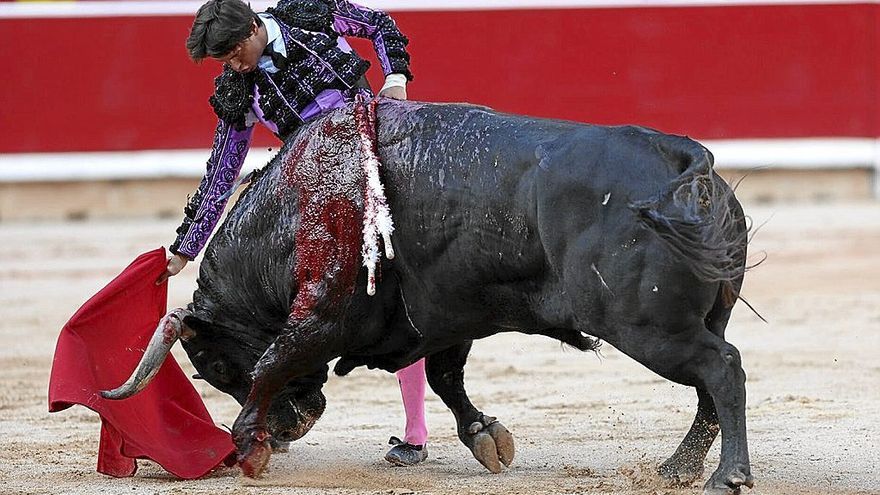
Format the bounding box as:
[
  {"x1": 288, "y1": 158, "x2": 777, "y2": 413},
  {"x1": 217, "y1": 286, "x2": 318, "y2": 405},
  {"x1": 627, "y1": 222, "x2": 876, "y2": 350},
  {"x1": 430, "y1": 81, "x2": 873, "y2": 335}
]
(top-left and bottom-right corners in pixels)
[{"x1": 263, "y1": 44, "x2": 288, "y2": 71}]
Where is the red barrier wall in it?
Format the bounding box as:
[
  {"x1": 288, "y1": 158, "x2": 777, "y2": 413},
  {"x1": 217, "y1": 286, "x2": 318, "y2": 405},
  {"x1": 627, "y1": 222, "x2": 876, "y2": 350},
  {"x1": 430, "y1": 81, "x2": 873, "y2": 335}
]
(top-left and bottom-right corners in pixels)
[{"x1": 0, "y1": 3, "x2": 877, "y2": 152}]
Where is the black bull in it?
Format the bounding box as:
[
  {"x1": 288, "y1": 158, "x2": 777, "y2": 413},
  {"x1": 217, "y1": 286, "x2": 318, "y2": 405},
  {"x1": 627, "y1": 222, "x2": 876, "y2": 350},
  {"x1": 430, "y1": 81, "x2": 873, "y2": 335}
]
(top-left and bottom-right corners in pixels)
[{"x1": 105, "y1": 100, "x2": 753, "y2": 494}]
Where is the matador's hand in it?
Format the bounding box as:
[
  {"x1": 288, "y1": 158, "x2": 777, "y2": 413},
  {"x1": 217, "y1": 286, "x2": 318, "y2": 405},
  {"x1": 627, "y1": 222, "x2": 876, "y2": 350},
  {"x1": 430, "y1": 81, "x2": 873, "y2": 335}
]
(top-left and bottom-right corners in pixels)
[
  {"x1": 378, "y1": 85, "x2": 407, "y2": 100},
  {"x1": 156, "y1": 253, "x2": 189, "y2": 285}
]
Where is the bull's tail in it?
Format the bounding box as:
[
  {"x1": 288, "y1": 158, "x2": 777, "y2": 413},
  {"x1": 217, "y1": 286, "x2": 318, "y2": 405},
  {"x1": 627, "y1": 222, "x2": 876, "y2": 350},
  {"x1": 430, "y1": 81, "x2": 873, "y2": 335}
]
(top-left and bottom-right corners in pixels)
[{"x1": 630, "y1": 142, "x2": 749, "y2": 284}]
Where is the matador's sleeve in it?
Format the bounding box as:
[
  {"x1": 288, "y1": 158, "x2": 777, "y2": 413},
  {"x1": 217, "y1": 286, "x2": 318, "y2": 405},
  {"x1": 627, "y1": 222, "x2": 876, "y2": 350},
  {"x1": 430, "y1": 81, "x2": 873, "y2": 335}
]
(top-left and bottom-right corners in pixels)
[
  {"x1": 169, "y1": 120, "x2": 254, "y2": 260},
  {"x1": 329, "y1": 0, "x2": 413, "y2": 80}
]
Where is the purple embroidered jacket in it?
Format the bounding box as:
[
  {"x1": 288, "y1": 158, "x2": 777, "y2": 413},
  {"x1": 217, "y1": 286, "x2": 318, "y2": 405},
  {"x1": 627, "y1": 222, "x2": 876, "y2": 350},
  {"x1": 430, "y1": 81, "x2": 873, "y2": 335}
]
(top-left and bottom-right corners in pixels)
[{"x1": 170, "y1": 0, "x2": 411, "y2": 260}]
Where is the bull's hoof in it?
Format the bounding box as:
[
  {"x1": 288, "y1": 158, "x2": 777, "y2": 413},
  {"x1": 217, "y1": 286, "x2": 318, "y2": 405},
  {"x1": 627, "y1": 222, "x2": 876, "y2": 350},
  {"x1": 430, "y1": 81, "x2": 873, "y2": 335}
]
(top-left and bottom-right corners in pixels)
[
  {"x1": 703, "y1": 467, "x2": 755, "y2": 495},
  {"x1": 658, "y1": 455, "x2": 704, "y2": 487},
  {"x1": 236, "y1": 430, "x2": 273, "y2": 478},
  {"x1": 467, "y1": 416, "x2": 515, "y2": 473}
]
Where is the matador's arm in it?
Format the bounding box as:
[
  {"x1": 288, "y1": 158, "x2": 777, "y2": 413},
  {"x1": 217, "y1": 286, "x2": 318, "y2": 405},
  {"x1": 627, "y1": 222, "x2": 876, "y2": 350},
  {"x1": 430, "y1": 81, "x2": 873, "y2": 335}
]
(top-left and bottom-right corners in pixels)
[
  {"x1": 329, "y1": 0, "x2": 413, "y2": 80},
  {"x1": 170, "y1": 119, "x2": 254, "y2": 260}
]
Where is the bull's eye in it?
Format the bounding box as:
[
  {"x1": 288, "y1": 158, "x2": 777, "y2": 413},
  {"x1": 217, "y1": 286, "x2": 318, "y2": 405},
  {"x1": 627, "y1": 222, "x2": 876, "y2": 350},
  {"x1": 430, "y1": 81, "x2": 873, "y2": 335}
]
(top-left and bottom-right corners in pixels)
[{"x1": 212, "y1": 360, "x2": 229, "y2": 379}]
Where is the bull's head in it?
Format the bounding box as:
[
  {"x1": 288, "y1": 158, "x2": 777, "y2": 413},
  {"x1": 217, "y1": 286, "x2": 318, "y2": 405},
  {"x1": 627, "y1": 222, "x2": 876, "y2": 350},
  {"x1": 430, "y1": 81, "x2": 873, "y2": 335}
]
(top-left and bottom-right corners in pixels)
[{"x1": 101, "y1": 308, "x2": 327, "y2": 444}]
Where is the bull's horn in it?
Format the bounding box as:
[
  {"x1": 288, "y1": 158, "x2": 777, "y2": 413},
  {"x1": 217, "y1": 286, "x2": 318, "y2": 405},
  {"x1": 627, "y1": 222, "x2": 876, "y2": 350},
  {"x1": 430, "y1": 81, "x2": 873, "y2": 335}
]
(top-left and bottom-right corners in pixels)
[{"x1": 100, "y1": 308, "x2": 194, "y2": 400}]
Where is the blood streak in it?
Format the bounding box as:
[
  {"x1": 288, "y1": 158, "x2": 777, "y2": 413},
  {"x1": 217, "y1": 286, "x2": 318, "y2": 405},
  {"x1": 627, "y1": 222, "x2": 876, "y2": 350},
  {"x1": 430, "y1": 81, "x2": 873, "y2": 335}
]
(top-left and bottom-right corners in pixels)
[
  {"x1": 282, "y1": 103, "x2": 371, "y2": 321},
  {"x1": 161, "y1": 320, "x2": 178, "y2": 346}
]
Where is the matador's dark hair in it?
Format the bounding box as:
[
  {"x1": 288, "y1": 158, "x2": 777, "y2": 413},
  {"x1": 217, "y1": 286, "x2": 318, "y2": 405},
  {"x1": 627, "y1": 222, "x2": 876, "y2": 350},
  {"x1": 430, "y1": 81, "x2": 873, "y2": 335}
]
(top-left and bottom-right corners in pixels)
[{"x1": 186, "y1": 0, "x2": 261, "y2": 61}]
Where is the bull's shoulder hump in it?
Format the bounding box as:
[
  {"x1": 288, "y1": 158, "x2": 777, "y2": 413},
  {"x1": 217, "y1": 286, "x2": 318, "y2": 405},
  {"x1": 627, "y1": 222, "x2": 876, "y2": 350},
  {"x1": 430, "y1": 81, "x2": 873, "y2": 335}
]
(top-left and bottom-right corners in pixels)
[
  {"x1": 378, "y1": 99, "x2": 598, "y2": 130},
  {"x1": 377, "y1": 99, "x2": 493, "y2": 122}
]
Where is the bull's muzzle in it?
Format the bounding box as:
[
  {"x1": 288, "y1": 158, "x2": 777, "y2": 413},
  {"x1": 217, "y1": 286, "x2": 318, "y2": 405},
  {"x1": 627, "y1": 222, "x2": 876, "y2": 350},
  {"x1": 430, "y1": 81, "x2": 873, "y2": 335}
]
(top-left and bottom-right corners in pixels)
[{"x1": 100, "y1": 308, "x2": 195, "y2": 400}]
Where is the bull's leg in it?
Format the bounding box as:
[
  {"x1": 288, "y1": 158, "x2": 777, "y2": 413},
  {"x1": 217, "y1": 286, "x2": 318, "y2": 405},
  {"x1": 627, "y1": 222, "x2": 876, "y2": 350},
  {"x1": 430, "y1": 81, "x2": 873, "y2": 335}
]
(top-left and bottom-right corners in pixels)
[
  {"x1": 618, "y1": 327, "x2": 753, "y2": 495},
  {"x1": 696, "y1": 335, "x2": 753, "y2": 495},
  {"x1": 425, "y1": 341, "x2": 515, "y2": 473},
  {"x1": 658, "y1": 387, "x2": 719, "y2": 485},
  {"x1": 233, "y1": 314, "x2": 341, "y2": 477},
  {"x1": 659, "y1": 298, "x2": 734, "y2": 486}
]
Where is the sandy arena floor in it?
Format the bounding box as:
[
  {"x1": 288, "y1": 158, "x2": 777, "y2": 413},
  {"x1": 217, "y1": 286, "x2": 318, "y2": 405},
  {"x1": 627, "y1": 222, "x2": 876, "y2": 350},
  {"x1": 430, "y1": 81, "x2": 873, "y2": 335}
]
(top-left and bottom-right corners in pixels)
[{"x1": 0, "y1": 202, "x2": 878, "y2": 495}]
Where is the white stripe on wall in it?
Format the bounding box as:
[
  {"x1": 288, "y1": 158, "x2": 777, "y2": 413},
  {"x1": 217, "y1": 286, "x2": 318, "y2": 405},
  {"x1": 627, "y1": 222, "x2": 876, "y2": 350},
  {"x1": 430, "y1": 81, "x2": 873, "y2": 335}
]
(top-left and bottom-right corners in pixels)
[
  {"x1": 0, "y1": 149, "x2": 275, "y2": 182},
  {"x1": 2, "y1": 138, "x2": 878, "y2": 190},
  {"x1": 0, "y1": 0, "x2": 875, "y2": 19}
]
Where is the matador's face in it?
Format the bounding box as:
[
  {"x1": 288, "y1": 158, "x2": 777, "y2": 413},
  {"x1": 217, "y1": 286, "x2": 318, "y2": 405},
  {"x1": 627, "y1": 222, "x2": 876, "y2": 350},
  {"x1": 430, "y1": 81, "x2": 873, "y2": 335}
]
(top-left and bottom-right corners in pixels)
[{"x1": 214, "y1": 19, "x2": 264, "y2": 74}]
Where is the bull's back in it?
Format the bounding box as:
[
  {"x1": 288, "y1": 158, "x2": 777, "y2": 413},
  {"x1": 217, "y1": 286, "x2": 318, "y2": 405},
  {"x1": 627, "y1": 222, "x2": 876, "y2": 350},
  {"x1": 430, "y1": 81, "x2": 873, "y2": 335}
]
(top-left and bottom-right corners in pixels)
[
  {"x1": 376, "y1": 102, "x2": 559, "y2": 284},
  {"x1": 375, "y1": 100, "x2": 699, "y2": 275},
  {"x1": 373, "y1": 100, "x2": 725, "y2": 336}
]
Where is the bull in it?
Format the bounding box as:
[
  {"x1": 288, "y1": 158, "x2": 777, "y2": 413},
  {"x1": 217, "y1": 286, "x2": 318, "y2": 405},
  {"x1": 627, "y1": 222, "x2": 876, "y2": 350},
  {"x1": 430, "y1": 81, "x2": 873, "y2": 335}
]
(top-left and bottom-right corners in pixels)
[{"x1": 104, "y1": 99, "x2": 754, "y2": 494}]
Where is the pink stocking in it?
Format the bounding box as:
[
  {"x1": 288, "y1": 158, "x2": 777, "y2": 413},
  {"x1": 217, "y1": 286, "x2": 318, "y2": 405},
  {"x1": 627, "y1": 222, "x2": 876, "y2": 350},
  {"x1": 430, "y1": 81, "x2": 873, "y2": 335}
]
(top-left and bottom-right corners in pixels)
[{"x1": 395, "y1": 358, "x2": 428, "y2": 446}]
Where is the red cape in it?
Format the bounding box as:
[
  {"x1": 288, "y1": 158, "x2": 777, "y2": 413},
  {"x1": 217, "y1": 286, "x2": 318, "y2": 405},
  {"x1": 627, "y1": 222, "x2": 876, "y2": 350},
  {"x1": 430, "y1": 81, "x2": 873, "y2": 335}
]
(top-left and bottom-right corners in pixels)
[{"x1": 48, "y1": 247, "x2": 235, "y2": 479}]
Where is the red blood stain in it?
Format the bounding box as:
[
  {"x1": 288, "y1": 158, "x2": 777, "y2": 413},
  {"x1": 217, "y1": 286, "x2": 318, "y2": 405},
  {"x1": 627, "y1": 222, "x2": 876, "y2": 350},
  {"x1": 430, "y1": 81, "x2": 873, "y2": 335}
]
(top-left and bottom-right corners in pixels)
[
  {"x1": 161, "y1": 320, "x2": 177, "y2": 346},
  {"x1": 281, "y1": 102, "x2": 379, "y2": 322}
]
